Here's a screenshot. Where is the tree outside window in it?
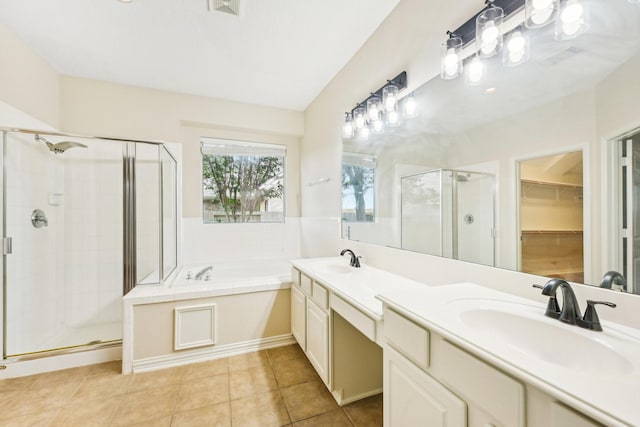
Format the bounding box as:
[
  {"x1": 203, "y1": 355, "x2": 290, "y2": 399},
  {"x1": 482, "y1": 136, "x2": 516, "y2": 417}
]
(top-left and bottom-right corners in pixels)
[
  {"x1": 342, "y1": 154, "x2": 376, "y2": 222},
  {"x1": 202, "y1": 139, "x2": 285, "y2": 223}
]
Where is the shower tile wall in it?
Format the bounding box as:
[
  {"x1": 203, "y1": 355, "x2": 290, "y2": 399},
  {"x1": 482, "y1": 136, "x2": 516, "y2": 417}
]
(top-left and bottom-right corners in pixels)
[
  {"x1": 5, "y1": 133, "x2": 65, "y2": 354},
  {"x1": 4, "y1": 133, "x2": 123, "y2": 356},
  {"x1": 63, "y1": 143, "x2": 123, "y2": 329}
]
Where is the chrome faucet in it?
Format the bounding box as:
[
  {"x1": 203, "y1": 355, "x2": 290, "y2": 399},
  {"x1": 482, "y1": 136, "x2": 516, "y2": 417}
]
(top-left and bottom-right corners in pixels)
[
  {"x1": 536, "y1": 279, "x2": 616, "y2": 331},
  {"x1": 340, "y1": 249, "x2": 361, "y2": 268},
  {"x1": 195, "y1": 266, "x2": 213, "y2": 280}
]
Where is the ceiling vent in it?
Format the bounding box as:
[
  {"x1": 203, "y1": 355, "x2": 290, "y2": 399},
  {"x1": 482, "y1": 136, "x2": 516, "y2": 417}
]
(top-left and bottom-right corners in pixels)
[{"x1": 207, "y1": 0, "x2": 240, "y2": 16}]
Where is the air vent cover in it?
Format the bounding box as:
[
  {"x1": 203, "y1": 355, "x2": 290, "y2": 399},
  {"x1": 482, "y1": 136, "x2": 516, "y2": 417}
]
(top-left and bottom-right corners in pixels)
[{"x1": 208, "y1": 0, "x2": 240, "y2": 16}]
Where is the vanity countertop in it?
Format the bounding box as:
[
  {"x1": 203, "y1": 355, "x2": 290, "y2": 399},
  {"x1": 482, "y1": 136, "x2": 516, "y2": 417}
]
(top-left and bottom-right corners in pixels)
[
  {"x1": 378, "y1": 283, "x2": 640, "y2": 427},
  {"x1": 290, "y1": 257, "x2": 429, "y2": 318}
]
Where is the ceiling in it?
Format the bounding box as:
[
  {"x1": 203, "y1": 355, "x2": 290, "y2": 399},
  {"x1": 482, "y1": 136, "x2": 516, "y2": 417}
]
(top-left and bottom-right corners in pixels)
[{"x1": 0, "y1": 0, "x2": 400, "y2": 111}]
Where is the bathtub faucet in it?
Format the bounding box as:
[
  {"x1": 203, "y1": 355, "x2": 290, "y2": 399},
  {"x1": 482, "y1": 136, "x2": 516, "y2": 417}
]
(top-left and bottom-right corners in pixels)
[{"x1": 195, "y1": 266, "x2": 213, "y2": 280}]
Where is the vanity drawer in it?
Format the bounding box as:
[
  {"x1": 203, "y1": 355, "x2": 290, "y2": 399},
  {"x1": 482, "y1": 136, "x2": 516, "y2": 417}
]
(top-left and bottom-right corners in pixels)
[
  {"x1": 311, "y1": 281, "x2": 329, "y2": 310},
  {"x1": 291, "y1": 267, "x2": 301, "y2": 287},
  {"x1": 439, "y1": 340, "x2": 525, "y2": 427},
  {"x1": 330, "y1": 294, "x2": 376, "y2": 341},
  {"x1": 300, "y1": 273, "x2": 312, "y2": 296},
  {"x1": 384, "y1": 308, "x2": 430, "y2": 370}
]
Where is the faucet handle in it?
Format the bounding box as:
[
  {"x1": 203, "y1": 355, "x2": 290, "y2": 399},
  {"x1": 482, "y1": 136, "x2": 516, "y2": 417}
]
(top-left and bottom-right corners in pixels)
[
  {"x1": 580, "y1": 300, "x2": 616, "y2": 332},
  {"x1": 532, "y1": 284, "x2": 561, "y2": 319}
]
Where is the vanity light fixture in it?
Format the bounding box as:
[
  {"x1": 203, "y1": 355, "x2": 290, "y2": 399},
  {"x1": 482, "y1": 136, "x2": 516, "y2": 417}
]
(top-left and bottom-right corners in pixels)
[
  {"x1": 342, "y1": 113, "x2": 354, "y2": 139},
  {"x1": 341, "y1": 71, "x2": 409, "y2": 140},
  {"x1": 556, "y1": 0, "x2": 589, "y2": 40},
  {"x1": 525, "y1": 0, "x2": 558, "y2": 28},
  {"x1": 441, "y1": 33, "x2": 464, "y2": 80},
  {"x1": 476, "y1": 1, "x2": 504, "y2": 58},
  {"x1": 465, "y1": 55, "x2": 487, "y2": 85},
  {"x1": 440, "y1": 0, "x2": 589, "y2": 84}
]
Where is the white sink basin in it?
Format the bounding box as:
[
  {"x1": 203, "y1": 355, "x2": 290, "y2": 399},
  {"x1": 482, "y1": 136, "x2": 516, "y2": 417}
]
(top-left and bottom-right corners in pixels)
[{"x1": 451, "y1": 298, "x2": 637, "y2": 376}]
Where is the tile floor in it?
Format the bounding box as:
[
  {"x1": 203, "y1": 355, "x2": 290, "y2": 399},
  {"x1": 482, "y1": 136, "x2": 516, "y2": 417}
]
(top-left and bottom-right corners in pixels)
[{"x1": 0, "y1": 344, "x2": 382, "y2": 426}]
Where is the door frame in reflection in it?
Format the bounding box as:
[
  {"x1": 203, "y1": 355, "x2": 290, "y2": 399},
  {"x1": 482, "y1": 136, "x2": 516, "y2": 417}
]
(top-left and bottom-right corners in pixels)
[{"x1": 513, "y1": 144, "x2": 590, "y2": 283}]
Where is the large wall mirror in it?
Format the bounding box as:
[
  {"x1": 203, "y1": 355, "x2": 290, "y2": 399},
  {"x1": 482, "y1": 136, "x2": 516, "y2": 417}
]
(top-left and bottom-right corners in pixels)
[{"x1": 341, "y1": 0, "x2": 640, "y2": 294}]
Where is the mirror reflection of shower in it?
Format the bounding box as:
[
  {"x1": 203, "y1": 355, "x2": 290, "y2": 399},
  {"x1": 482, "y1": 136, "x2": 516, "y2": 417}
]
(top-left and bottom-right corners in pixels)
[
  {"x1": 400, "y1": 169, "x2": 496, "y2": 267},
  {"x1": 35, "y1": 134, "x2": 87, "y2": 154}
]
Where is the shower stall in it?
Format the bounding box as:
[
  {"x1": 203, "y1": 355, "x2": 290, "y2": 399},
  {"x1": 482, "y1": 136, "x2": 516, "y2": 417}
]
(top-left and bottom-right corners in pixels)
[
  {"x1": 1, "y1": 129, "x2": 177, "y2": 359},
  {"x1": 401, "y1": 169, "x2": 495, "y2": 266}
]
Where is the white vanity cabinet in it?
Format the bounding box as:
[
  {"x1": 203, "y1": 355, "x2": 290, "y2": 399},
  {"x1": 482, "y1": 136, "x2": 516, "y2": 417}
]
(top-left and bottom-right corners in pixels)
[
  {"x1": 306, "y1": 295, "x2": 329, "y2": 383},
  {"x1": 290, "y1": 285, "x2": 306, "y2": 350},
  {"x1": 385, "y1": 345, "x2": 466, "y2": 426},
  {"x1": 383, "y1": 306, "x2": 605, "y2": 427},
  {"x1": 290, "y1": 268, "x2": 330, "y2": 385}
]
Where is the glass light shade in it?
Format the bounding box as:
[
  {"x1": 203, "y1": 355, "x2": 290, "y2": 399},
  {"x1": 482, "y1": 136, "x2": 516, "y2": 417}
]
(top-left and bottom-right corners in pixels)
[
  {"x1": 342, "y1": 113, "x2": 354, "y2": 139},
  {"x1": 525, "y1": 0, "x2": 559, "y2": 28},
  {"x1": 555, "y1": 0, "x2": 589, "y2": 40},
  {"x1": 476, "y1": 6, "x2": 504, "y2": 58},
  {"x1": 404, "y1": 93, "x2": 417, "y2": 118},
  {"x1": 367, "y1": 96, "x2": 382, "y2": 121},
  {"x1": 359, "y1": 124, "x2": 371, "y2": 140},
  {"x1": 441, "y1": 36, "x2": 463, "y2": 79},
  {"x1": 382, "y1": 85, "x2": 399, "y2": 112},
  {"x1": 465, "y1": 56, "x2": 486, "y2": 86},
  {"x1": 503, "y1": 29, "x2": 530, "y2": 66},
  {"x1": 354, "y1": 106, "x2": 367, "y2": 130}
]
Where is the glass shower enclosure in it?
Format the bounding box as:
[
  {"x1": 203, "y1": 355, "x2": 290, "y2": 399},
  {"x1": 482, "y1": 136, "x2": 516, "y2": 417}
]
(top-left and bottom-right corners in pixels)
[
  {"x1": 2, "y1": 129, "x2": 177, "y2": 359},
  {"x1": 401, "y1": 169, "x2": 495, "y2": 266}
]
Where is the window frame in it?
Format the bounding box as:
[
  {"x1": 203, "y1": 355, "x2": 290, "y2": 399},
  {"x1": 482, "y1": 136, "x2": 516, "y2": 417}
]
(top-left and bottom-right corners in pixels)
[{"x1": 201, "y1": 137, "x2": 287, "y2": 224}]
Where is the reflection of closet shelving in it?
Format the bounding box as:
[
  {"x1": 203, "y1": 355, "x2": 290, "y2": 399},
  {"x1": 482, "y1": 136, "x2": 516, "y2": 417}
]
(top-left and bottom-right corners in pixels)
[
  {"x1": 521, "y1": 180, "x2": 583, "y2": 201},
  {"x1": 520, "y1": 179, "x2": 584, "y2": 283}
]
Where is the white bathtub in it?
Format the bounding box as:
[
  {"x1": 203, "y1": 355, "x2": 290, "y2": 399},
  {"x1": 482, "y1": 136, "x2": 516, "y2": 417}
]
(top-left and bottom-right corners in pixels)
[{"x1": 171, "y1": 258, "x2": 292, "y2": 290}]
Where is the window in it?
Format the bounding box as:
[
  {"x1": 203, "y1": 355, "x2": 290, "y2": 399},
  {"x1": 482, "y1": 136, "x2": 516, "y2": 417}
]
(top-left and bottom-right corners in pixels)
[
  {"x1": 202, "y1": 138, "x2": 286, "y2": 223},
  {"x1": 342, "y1": 153, "x2": 376, "y2": 222}
]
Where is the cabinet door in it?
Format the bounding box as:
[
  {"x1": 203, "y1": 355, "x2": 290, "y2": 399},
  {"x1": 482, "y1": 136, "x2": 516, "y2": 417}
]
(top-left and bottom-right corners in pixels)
[
  {"x1": 384, "y1": 346, "x2": 466, "y2": 427},
  {"x1": 306, "y1": 298, "x2": 329, "y2": 384},
  {"x1": 550, "y1": 402, "x2": 603, "y2": 427},
  {"x1": 291, "y1": 285, "x2": 306, "y2": 351}
]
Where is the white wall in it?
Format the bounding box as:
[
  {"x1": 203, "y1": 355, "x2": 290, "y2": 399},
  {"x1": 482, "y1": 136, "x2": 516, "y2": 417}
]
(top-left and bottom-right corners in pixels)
[{"x1": 0, "y1": 22, "x2": 60, "y2": 129}]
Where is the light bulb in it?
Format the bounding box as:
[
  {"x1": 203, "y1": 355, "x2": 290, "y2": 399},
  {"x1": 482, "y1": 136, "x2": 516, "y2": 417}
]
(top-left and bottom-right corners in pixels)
[
  {"x1": 443, "y1": 48, "x2": 459, "y2": 66},
  {"x1": 373, "y1": 120, "x2": 384, "y2": 134},
  {"x1": 508, "y1": 32, "x2": 526, "y2": 53},
  {"x1": 532, "y1": 0, "x2": 553, "y2": 9},
  {"x1": 383, "y1": 85, "x2": 399, "y2": 113},
  {"x1": 509, "y1": 49, "x2": 525, "y2": 63},
  {"x1": 387, "y1": 111, "x2": 399, "y2": 126},
  {"x1": 466, "y1": 57, "x2": 485, "y2": 85},
  {"x1": 342, "y1": 114, "x2": 354, "y2": 138},
  {"x1": 481, "y1": 21, "x2": 499, "y2": 43},
  {"x1": 481, "y1": 39, "x2": 498, "y2": 55},
  {"x1": 367, "y1": 97, "x2": 382, "y2": 121},
  {"x1": 404, "y1": 95, "x2": 417, "y2": 118},
  {"x1": 561, "y1": 0, "x2": 583, "y2": 23},
  {"x1": 531, "y1": 7, "x2": 553, "y2": 24},
  {"x1": 354, "y1": 107, "x2": 366, "y2": 130},
  {"x1": 359, "y1": 125, "x2": 370, "y2": 140},
  {"x1": 385, "y1": 96, "x2": 396, "y2": 111}
]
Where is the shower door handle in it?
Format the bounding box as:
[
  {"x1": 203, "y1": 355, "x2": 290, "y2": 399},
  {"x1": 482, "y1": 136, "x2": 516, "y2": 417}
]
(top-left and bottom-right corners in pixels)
[{"x1": 3, "y1": 237, "x2": 12, "y2": 255}]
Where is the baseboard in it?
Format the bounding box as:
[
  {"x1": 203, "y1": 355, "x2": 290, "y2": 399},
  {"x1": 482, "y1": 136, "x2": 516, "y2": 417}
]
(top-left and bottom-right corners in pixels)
[
  {"x1": 334, "y1": 387, "x2": 384, "y2": 406},
  {"x1": 132, "y1": 334, "x2": 296, "y2": 372},
  {"x1": 0, "y1": 346, "x2": 122, "y2": 379}
]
